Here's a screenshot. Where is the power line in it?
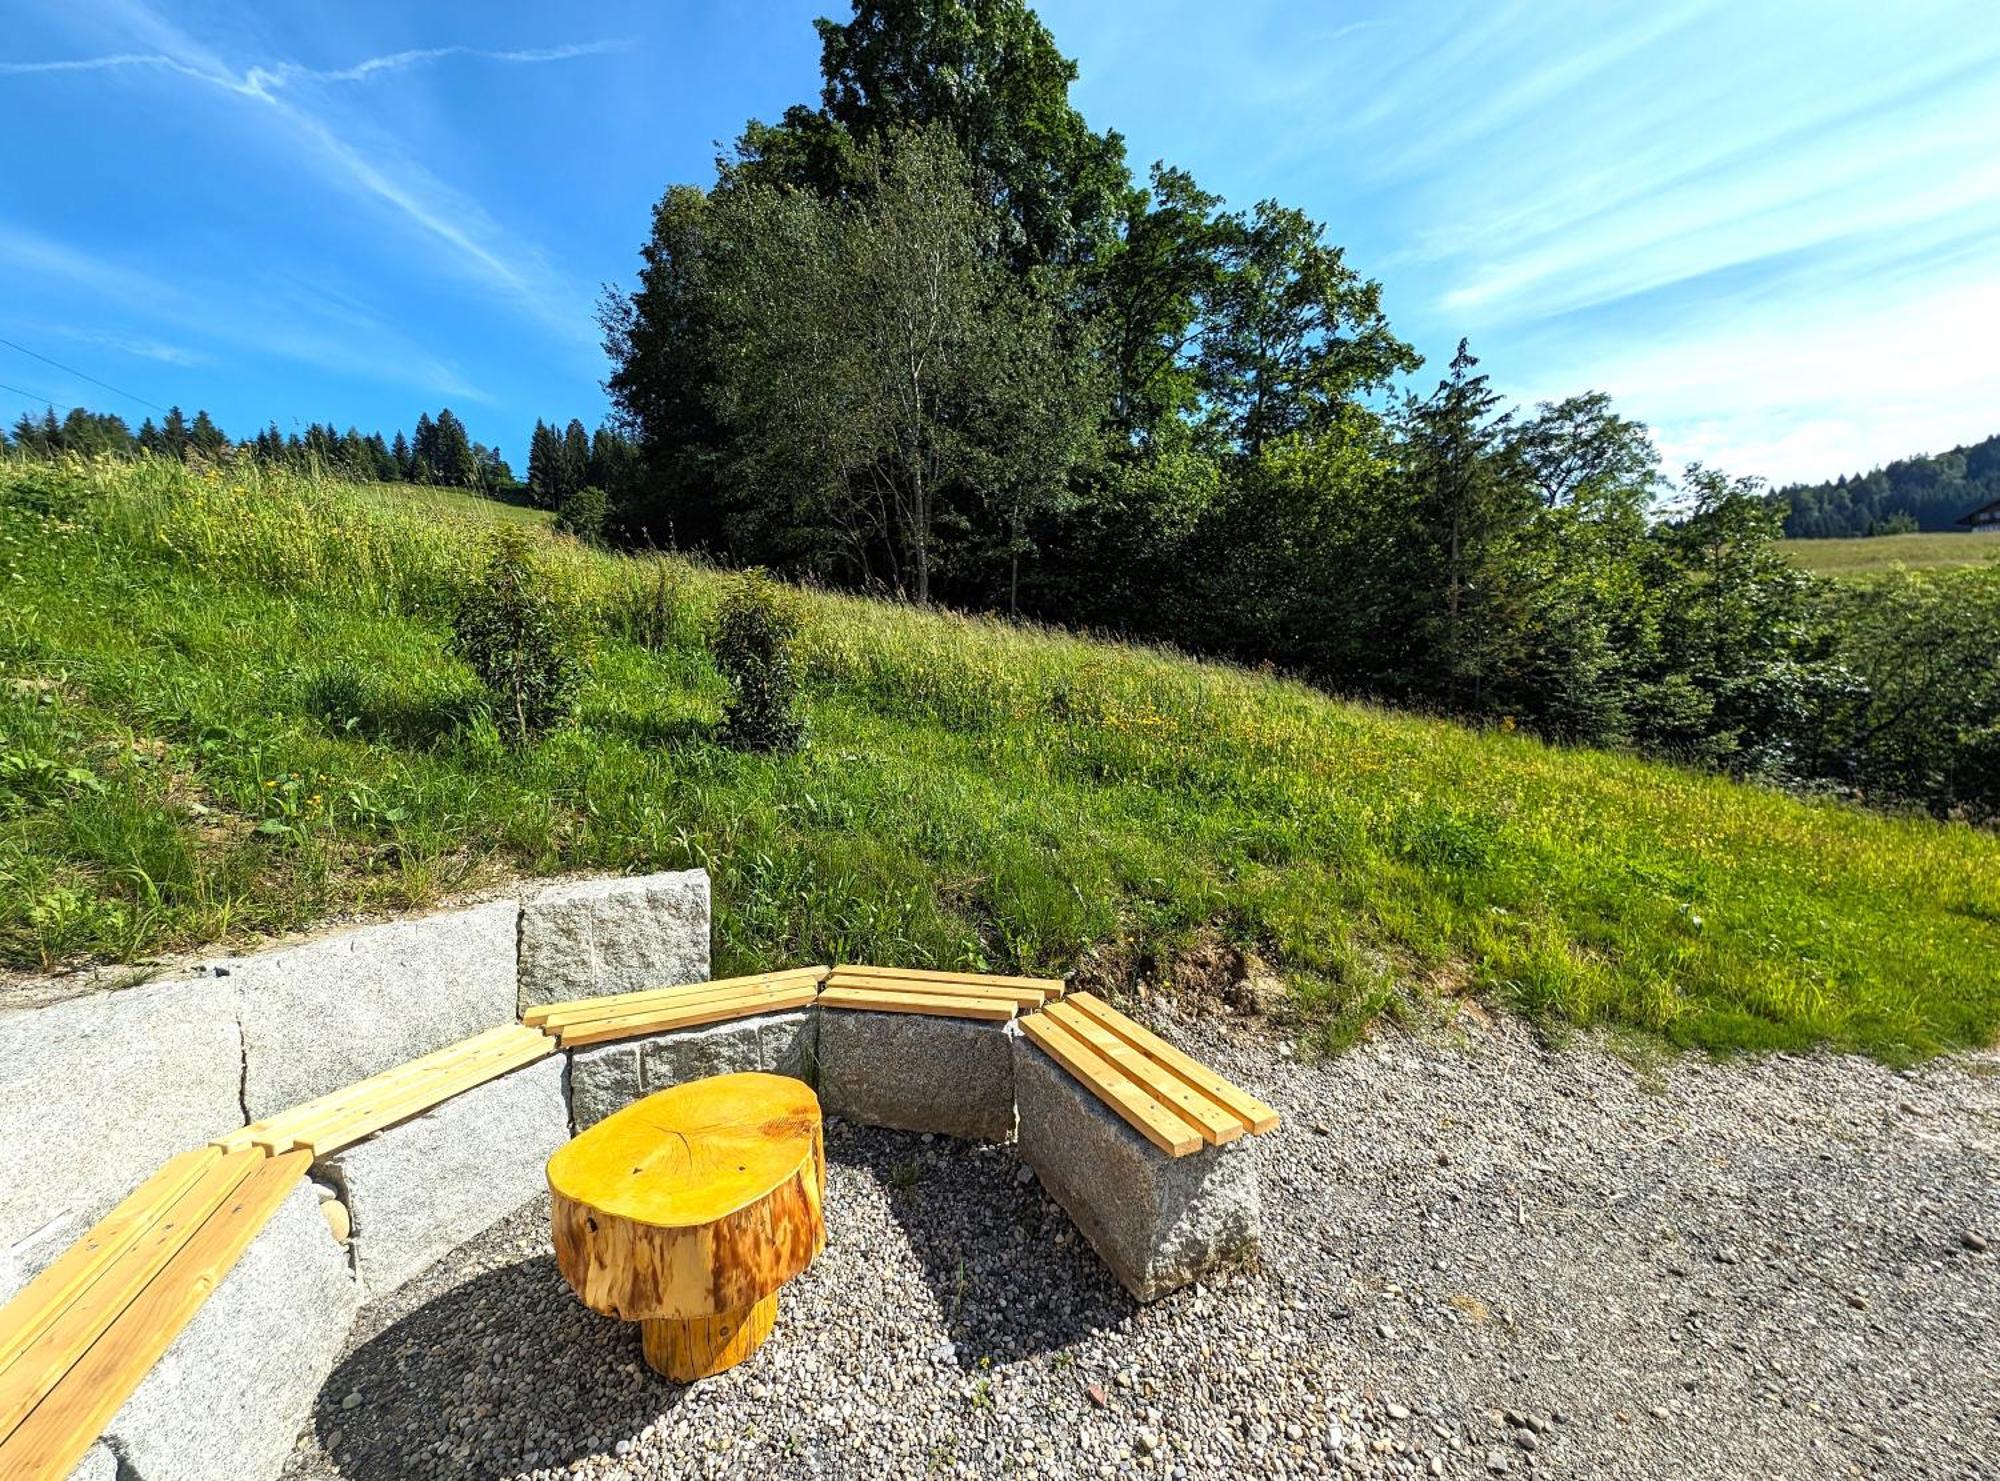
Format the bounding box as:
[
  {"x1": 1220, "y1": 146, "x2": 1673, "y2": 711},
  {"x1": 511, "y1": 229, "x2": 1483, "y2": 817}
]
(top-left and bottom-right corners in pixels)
[
  {"x1": 0, "y1": 379, "x2": 71, "y2": 413},
  {"x1": 0, "y1": 336, "x2": 169, "y2": 415}
]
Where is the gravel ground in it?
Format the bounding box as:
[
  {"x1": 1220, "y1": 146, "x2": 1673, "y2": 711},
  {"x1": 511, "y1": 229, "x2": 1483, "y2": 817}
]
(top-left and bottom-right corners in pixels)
[{"x1": 283, "y1": 1012, "x2": 2000, "y2": 1480}]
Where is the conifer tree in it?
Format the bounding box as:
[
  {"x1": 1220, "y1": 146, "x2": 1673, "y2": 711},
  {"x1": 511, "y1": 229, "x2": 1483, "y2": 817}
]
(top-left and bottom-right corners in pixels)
[
  {"x1": 391, "y1": 429, "x2": 413, "y2": 480},
  {"x1": 561, "y1": 419, "x2": 590, "y2": 500},
  {"x1": 161, "y1": 406, "x2": 190, "y2": 460}
]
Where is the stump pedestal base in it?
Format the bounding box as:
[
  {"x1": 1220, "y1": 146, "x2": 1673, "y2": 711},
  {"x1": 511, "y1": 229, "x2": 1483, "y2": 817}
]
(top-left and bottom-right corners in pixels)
[{"x1": 640, "y1": 1291, "x2": 779, "y2": 1380}]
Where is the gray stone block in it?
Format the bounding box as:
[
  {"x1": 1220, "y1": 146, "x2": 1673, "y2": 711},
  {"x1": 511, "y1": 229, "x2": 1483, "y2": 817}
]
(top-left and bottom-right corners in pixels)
[
  {"x1": 565, "y1": 1041, "x2": 643, "y2": 1132},
  {"x1": 225, "y1": 900, "x2": 519, "y2": 1120},
  {"x1": 102, "y1": 1179, "x2": 358, "y2": 1481},
  {"x1": 0, "y1": 978, "x2": 243, "y2": 1304},
  {"x1": 1013, "y1": 1036, "x2": 1261, "y2": 1302},
  {"x1": 517, "y1": 870, "x2": 711, "y2": 1011},
  {"x1": 322, "y1": 1054, "x2": 568, "y2": 1295},
  {"x1": 818, "y1": 1010, "x2": 1016, "y2": 1142},
  {"x1": 565, "y1": 1010, "x2": 817, "y2": 1132},
  {"x1": 641, "y1": 1009, "x2": 817, "y2": 1088}
]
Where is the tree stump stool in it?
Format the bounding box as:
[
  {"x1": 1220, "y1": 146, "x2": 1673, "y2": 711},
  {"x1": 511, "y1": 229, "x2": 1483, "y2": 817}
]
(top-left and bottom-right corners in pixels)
[{"x1": 548, "y1": 1071, "x2": 826, "y2": 1381}]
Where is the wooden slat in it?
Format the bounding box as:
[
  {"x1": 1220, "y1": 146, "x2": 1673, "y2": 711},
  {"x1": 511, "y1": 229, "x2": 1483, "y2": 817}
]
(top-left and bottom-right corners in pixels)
[
  {"x1": 1018, "y1": 1015, "x2": 1199, "y2": 1156},
  {"x1": 0, "y1": 1147, "x2": 262, "y2": 1445},
  {"x1": 217, "y1": 1024, "x2": 533, "y2": 1153},
  {"x1": 816, "y1": 986, "x2": 1017, "y2": 1022},
  {"x1": 285, "y1": 1028, "x2": 556, "y2": 1156},
  {"x1": 823, "y1": 971, "x2": 1047, "y2": 1009},
  {"x1": 834, "y1": 964, "x2": 1063, "y2": 1000},
  {"x1": 525, "y1": 967, "x2": 830, "y2": 1028},
  {"x1": 0, "y1": 1151, "x2": 308, "y2": 1481},
  {"x1": 0, "y1": 1147, "x2": 220, "y2": 1376},
  {"x1": 1062, "y1": 992, "x2": 1279, "y2": 1134},
  {"x1": 557, "y1": 984, "x2": 820, "y2": 1048},
  {"x1": 1042, "y1": 1001, "x2": 1243, "y2": 1147},
  {"x1": 532, "y1": 974, "x2": 825, "y2": 1033}
]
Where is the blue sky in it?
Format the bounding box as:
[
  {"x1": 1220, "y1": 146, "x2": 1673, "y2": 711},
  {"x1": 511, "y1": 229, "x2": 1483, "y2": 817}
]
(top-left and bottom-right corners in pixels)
[{"x1": 2, "y1": 0, "x2": 1995, "y2": 486}]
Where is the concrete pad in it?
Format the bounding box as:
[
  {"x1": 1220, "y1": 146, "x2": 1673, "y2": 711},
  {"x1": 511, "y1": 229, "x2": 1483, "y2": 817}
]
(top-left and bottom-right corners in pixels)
[
  {"x1": 224, "y1": 900, "x2": 519, "y2": 1120},
  {"x1": 516, "y1": 871, "x2": 710, "y2": 1012},
  {"x1": 1013, "y1": 1035, "x2": 1261, "y2": 1302},
  {"x1": 0, "y1": 977, "x2": 242, "y2": 1304},
  {"x1": 321, "y1": 1055, "x2": 568, "y2": 1296},
  {"x1": 102, "y1": 1179, "x2": 359, "y2": 1481},
  {"x1": 818, "y1": 1010, "x2": 1016, "y2": 1142}
]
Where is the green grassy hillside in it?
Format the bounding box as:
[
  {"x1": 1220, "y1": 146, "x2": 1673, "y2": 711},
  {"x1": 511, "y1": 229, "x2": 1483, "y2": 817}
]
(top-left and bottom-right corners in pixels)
[
  {"x1": 5, "y1": 458, "x2": 1997, "y2": 1060},
  {"x1": 1782, "y1": 531, "x2": 2000, "y2": 578}
]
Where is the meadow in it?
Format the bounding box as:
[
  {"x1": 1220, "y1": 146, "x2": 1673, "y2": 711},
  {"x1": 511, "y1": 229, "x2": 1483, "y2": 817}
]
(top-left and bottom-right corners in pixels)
[
  {"x1": 1782, "y1": 531, "x2": 2000, "y2": 578},
  {"x1": 4, "y1": 457, "x2": 1997, "y2": 1062}
]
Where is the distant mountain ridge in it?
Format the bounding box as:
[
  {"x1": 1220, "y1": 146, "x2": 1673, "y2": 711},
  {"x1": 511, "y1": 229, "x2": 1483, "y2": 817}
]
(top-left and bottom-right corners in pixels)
[{"x1": 1778, "y1": 431, "x2": 2000, "y2": 538}]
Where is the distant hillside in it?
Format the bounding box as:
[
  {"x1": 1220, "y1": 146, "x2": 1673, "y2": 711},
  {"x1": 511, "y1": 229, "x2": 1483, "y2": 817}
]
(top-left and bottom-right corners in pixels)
[
  {"x1": 1778, "y1": 431, "x2": 2000, "y2": 537},
  {"x1": 4, "y1": 458, "x2": 1997, "y2": 1062}
]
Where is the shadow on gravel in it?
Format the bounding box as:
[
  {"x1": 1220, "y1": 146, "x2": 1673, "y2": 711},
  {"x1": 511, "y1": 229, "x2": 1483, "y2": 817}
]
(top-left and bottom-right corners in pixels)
[
  {"x1": 307, "y1": 1253, "x2": 687, "y2": 1479},
  {"x1": 832, "y1": 1128, "x2": 1136, "y2": 1372}
]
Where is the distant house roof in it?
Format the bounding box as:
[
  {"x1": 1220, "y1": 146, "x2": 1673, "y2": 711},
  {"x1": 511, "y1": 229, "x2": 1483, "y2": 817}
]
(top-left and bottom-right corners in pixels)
[{"x1": 1958, "y1": 495, "x2": 2000, "y2": 529}]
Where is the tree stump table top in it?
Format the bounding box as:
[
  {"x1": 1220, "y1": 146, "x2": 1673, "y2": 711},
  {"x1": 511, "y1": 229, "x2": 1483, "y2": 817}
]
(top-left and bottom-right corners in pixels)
[{"x1": 548, "y1": 1071, "x2": 825, "y2": 1381}]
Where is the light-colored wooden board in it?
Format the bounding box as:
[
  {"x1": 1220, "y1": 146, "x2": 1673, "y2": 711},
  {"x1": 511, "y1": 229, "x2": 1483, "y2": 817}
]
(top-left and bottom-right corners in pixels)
[
  {"x1": 217, "y1": 1023, "x2": 533, "y2": 1153},
  {"x1": 285, "y1": 1028, "x2": 556, "y2": 1156},
  {"x1": 533, "y1": 975, "x2": 824, "y2": 1033},
  {"x1": 0, "y1": 1151, "x2": 308, "y2": 1481},
  {"x1": 1018, "y1": 1015, "x2": 1199, "y2": 1157},
  {"x1": 833, "y1": 964, "x2": 1062, "y2": 999},
  {"x1": 0, "y1": 1146, "x2": 262, "y2": 1445},
  {"x1": 556, "y1": 985, "x2": 821, "y2": 1048},
  {"x1": 823, "y1": 971, "x2": 1046, "y2": 1008},
  {"x1": 0, "y1": 1147, "x2": 220, "y2": 1377},
  {"x1": 1062, "y1": 993, "x2": 1279, "y2": 1134},
  {"x1": 245, "y1": 1025, "x2": 550, "y2": 1155},
  {"x1": 1042, "y1": 1001, "x2": 1243, "y2": 1146},
  {"x1": 815, "y1": 987, "x2": 1017, "y2": 1022},
  {"x1": 525, "y1": 967, "x2": 830, "y2": 1028}
]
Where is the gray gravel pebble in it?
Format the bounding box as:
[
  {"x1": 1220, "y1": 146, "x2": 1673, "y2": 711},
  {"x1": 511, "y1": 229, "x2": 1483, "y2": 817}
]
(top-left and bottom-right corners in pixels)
[{"x1": 283, "y1": 1013, "x2": 2000, "y2": 1479}]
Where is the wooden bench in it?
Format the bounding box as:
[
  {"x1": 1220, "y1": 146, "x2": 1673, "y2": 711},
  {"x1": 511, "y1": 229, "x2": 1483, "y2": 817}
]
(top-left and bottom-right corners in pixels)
[
  {"x1": 818, "y1": 964, "x2": 1061, "y2": 1021},
  {"x1": 0, "y1": 1145, "x2": 309, "y2": 1479},
  {"x1": 1013, "y1": 991, "x2": 1277, "y2": 1300},
  {"x1": 216, "y1": 1022, "x2": 556, "y2": 1157},
  {"x1": 527, "y1": 967, "x2": 828, "y2": 1047},
  {"x1": 1019, "y1": 991, "x2": 1278, "y2": 1156}
]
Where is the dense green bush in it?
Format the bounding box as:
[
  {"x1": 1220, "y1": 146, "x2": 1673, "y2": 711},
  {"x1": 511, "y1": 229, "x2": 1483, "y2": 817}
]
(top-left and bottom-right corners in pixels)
[
  {"x1": 713, "y1": 570, "x2": 804, "y2": 752},
  {"x1": 449, "y1": 527, "x2": 591, "y2": 746},
  {"x1": 555, "y1": 484, "x2": 609, "y2": 545}
]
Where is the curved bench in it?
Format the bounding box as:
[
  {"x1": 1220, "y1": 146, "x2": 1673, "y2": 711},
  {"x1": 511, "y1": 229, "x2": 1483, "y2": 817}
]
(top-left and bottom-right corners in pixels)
[{"x1": 0, "y1": 961, "x2": 1276, "y2": 1480}]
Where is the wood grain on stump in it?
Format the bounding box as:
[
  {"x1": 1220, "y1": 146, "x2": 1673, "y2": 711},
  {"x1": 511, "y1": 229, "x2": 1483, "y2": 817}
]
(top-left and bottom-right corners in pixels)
[{"x1": 548, "y1": 1072, "x2": 824, "y2": 1381}]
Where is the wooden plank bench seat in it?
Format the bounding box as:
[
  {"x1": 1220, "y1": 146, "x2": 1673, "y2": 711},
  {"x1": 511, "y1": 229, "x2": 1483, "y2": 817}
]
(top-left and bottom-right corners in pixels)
[
  {"x1": 1020, "y1": 991, "x2": 1279, "y2": 1157},
  {"x1": 527, "y1": 968, "x2": 828, "y2": 1048},
  {"x1": 0, "y1": 1146, "x2": 309, "y2": 1479},
  {"x1": 820, "y1": 965, "x2": 1064, "y2": 1021},
  {"x1": 216, "y1": 1022, "x2": 556, "y2": 1157},
  {"x1": 829, "y1": 964, "x2": 1062, "y2": 1005}
]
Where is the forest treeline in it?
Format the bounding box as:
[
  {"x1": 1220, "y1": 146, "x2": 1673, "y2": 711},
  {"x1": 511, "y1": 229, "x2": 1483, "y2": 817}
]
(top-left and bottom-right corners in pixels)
[
  {"x1": 590, "y1": 0, "x2": 1997, "y2": 819},
  {"x1": 3, "y1": 402, "x2": 641, "y2": 517},
  {"x1": 1778, "y1": 430, "x2": 2000, "y2": 537}
]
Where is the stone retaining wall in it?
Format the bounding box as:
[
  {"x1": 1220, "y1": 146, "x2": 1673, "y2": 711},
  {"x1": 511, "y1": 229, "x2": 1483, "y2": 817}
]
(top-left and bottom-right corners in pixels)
[
  {"x1": 0, "y1": 870, "x2": 710, "y2": 1309},
  {"x1": 3, "y1": 869, "x2": 1273, "y2": 1481}
]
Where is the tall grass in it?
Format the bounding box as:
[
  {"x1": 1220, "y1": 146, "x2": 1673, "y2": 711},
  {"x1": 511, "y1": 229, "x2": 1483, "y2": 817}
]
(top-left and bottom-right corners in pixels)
[{"x1": 5, "y1": 454, "x2": 1997, "y2": 1061}]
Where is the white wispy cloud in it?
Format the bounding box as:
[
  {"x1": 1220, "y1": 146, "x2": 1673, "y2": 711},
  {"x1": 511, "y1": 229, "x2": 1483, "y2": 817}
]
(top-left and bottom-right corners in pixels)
[
  {"x1": 0, "y1": 39, "x2": 629, "y2": 99},
  {"x1": 5, "y1": 3, "x2": 620, "y2": 346}
]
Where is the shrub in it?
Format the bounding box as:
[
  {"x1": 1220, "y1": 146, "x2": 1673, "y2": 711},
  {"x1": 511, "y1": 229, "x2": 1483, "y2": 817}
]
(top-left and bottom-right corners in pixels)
[
  {"x1": 449, "y1": 527, "x2": 590, "y2": 746},
  {"x1": 555, "y1": 485, "x2": 609, "y2": 545},
  {"x1": 713, "y1": 570, "x2": 804, "y2": 752}
]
